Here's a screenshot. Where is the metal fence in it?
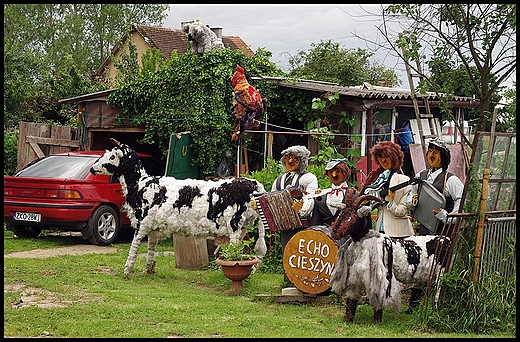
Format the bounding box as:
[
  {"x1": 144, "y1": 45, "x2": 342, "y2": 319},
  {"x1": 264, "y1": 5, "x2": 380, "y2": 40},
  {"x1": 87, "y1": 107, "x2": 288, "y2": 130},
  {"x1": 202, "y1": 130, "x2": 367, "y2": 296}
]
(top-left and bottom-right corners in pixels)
[{"x1": 480, "y1": 215, "x2": 516, "y2": 281}]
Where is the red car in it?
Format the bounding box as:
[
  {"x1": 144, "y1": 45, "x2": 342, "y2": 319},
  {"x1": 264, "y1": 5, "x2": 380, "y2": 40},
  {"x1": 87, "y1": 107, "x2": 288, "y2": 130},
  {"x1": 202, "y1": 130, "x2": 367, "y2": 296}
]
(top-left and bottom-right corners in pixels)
[{"x1": 4, "y1": 151, "x2": 164, "y2": 246}]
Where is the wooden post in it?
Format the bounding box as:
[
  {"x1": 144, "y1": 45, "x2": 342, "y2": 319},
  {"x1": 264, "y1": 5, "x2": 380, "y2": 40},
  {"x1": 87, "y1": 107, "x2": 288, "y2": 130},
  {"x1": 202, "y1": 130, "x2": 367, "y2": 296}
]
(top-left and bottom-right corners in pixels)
[
  {"x1": 173, "y1": 234, "x2": 209, "y2": 270},
  {"x1": 243, "y1": 139, "x2": 249, "y2": 174},
  {"x1": 472, "y1": 107, "x2": 498, "y2": 284}
]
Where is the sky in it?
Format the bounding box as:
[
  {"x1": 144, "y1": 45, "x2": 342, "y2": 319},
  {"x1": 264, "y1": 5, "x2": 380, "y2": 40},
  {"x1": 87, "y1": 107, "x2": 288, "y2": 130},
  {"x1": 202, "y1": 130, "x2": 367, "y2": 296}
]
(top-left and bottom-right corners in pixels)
[{"x1": 164, "y1": 4, "x2": 411, "y2": 88}]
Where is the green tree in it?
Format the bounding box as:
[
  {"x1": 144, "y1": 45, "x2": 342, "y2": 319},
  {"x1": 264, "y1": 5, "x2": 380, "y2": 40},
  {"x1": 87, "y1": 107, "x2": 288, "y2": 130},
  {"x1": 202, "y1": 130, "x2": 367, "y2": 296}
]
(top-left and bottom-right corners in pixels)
[
  {"x1": 286, "y1": 39, "x2": 400, "y2": 87},
  {"x1": 497, "y1": 84, "x2": 516, "y2": 132},
  {"x1": 425, "y1": 58, "x2": 502, "y2": 132},
  {"x1": 3, "y1": 38, "x2": 46, "y2": 128},
  {"x1": 4, "y1": 4, "x2": 167, "y2": 77},
  {"x1": 4, "y1": 128, "x2": 18, "y2": 176},
  {"x1": 382, "y1": 4, "x2": 516, "y2": 132},
  {"x1": 3, "y1": 4, "x2": 169, "y2": 129}
]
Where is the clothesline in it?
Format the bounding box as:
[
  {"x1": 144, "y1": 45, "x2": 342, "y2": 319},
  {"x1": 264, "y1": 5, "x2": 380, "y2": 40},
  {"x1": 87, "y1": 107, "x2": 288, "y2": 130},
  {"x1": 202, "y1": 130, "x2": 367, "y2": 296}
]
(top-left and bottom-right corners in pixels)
[{"x1": 246, "y1": 120, "x2": 408, "y2": 138}]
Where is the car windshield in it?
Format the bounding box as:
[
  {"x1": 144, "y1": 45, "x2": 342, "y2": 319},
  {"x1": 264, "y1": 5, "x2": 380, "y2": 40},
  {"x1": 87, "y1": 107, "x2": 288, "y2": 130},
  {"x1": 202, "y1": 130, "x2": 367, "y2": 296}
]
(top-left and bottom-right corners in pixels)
[{"x1": 15, "y1": 155, "x2": 97, "y2": 179}]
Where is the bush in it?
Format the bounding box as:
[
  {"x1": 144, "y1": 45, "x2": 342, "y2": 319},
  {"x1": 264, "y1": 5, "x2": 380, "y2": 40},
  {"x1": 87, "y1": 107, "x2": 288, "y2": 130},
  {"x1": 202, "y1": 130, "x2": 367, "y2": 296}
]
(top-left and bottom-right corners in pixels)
[{"x1": 4, "y1": 128, "x2": 18, "y2": 175}]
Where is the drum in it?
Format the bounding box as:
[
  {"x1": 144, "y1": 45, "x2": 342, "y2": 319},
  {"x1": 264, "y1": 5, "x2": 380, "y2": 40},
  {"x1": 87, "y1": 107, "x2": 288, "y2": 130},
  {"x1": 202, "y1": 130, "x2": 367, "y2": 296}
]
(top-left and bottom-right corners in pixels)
[
  {"x1": 412, "y1": 181, "x2": 446, "y2": 235},
  {"x1": 255, "y1": 188, "x2": 303, "y2": 233},
  {"x1": 282, "y1": 225, "x2": 341, "y2": 294}
]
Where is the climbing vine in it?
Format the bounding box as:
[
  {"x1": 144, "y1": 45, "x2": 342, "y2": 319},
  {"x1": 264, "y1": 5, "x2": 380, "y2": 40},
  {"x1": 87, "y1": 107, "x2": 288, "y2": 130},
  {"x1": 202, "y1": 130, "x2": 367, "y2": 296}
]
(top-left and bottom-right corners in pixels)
[
  {"x1": 107, "y1": 47, "x2": 316, "y2": 176},
  {"x1": 308, "y1": 92, "x2": 362, "y2": 174}
]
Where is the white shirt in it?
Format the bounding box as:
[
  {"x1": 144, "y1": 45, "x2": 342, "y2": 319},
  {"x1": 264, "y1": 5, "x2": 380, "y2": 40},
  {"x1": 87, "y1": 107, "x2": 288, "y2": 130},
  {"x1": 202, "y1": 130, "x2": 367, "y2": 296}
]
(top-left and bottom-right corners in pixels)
[
  {"x1": 325, "y1": 182, "x2": 350, "y2": 216},
  {"x1": 271, "y1": 171, "x2": 318, "y2": 218}
]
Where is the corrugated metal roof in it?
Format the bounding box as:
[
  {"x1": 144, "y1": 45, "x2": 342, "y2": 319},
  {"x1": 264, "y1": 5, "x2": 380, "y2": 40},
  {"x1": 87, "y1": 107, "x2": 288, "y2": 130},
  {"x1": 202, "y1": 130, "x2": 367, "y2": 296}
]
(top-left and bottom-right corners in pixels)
[
  {"x1": 59, "y1": 88, "x2": 118, "y2": 104},
  {"x1": 255, "y1": 76, "x2": 478, "y2": 102}
]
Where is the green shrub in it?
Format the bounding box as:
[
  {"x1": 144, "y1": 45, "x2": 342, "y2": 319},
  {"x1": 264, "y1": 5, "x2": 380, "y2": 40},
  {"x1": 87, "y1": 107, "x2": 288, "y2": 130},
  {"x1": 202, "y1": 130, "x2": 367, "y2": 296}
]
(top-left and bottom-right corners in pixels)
[
  {"x1": 4, "y1": 128, "x2": 18, "y2": 175},
  {"x1": 218, "y1": 237, "x2": 256, "y2": 261}
]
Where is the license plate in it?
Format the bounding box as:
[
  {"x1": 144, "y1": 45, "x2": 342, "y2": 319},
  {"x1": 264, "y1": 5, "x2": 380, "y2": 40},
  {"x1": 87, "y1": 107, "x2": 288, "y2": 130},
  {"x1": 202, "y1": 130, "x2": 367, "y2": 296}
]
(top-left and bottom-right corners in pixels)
[{"x1": 13, "y1": 212, "x2": 41, "y2": 222}]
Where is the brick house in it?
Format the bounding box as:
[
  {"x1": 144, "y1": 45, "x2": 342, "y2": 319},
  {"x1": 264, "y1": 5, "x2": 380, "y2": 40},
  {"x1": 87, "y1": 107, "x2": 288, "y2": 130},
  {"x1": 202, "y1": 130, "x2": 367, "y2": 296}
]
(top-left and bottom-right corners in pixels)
[
  {"x1": 60, "y1": 23, "x2": 254, "y2": 161},
  {"x1": 95, "y1": 23, "x2": 253, "y2": 81}
]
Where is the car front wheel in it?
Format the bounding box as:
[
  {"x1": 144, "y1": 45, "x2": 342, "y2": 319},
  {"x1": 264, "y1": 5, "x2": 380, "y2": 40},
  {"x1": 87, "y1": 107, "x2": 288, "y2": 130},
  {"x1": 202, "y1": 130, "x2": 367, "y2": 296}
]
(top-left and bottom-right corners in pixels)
[{"x1": 87, "y1": 205, "x2": 120, "y2": 246}]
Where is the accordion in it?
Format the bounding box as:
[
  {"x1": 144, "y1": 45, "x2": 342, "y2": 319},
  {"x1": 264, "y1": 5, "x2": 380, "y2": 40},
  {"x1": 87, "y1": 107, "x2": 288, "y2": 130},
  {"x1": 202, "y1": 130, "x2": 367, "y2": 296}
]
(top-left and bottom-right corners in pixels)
[{"x1": 254, "y1": 187, "x2": 305, "y2": 232}]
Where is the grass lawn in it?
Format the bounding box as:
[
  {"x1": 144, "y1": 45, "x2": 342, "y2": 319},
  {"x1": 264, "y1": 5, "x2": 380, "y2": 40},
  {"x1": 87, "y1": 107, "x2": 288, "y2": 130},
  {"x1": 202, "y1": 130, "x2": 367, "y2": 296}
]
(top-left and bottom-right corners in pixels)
[{"x1": 3, "y1": 229, "x2": 514, "y2": 338}]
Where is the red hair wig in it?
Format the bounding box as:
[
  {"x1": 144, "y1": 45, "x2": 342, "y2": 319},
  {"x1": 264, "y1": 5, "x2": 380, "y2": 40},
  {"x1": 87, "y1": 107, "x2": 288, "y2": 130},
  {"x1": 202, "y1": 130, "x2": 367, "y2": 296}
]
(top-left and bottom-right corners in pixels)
[{"x1": 363, "y1": 141, "x2": 404, "y2": 187}]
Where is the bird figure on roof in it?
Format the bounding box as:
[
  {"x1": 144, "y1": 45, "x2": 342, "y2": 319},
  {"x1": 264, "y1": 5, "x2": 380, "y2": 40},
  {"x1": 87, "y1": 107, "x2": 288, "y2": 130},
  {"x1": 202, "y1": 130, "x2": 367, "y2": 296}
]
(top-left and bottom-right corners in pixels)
[{"x1": 231, "y1": 65, "x2": 266, "y2": 142}]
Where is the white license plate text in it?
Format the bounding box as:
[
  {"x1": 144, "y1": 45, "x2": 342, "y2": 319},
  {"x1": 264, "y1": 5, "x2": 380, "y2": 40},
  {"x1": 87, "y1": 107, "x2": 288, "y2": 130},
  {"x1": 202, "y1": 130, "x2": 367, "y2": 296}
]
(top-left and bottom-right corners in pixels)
[{"x1": 13, "y1": 212, "x2": 41, "y2": 222}]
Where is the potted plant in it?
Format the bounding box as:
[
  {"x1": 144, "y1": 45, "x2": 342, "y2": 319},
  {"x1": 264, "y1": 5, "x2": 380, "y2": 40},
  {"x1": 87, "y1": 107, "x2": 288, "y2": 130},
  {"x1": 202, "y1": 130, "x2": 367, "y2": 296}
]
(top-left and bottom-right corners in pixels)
[{"x1": 215, "y1": 237, "x2": 260, "y2": 293}]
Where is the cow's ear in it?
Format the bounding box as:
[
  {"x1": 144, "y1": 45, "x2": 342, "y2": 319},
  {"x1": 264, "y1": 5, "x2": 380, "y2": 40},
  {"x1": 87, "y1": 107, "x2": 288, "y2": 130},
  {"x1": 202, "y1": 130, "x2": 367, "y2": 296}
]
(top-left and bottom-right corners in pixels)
[{"x1": 129, "y1": 152, "x2": 139, "y2": 162}]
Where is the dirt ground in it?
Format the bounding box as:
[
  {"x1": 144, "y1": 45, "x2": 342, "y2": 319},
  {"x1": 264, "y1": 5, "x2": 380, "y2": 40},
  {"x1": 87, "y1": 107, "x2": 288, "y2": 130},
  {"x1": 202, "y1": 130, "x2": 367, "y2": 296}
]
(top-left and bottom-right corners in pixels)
[
  {"x1": 4, "y1": 232, "x2": 131, "y2": 311},
  {"x1": 4, "y1": 244, "x2": 118, "y2": 258},
  {"x1": 4, "y1": 231, "x2": 134, "y2": 258}
]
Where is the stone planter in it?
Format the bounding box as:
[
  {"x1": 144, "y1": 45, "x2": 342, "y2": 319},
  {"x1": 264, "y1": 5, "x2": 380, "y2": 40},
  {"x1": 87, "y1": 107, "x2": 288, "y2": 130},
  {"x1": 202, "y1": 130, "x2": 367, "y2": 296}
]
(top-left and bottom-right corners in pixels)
[{"x1": 215, "y1": 256, "x2": 259, "y2": 293}]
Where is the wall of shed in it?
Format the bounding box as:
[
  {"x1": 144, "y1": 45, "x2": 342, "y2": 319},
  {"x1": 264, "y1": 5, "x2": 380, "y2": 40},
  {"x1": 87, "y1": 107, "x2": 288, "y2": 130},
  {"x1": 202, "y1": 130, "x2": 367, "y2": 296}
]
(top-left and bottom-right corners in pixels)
[{"x1": 77, "y1": 99, "x2": 164, "y2": 163}]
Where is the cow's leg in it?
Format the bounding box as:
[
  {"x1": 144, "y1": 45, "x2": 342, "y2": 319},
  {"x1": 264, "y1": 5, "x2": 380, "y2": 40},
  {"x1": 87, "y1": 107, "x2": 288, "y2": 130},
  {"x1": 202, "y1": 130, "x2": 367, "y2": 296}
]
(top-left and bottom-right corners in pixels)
[
  {"x1": 230, "y1": 229, "x2": 242, "y2": 244},
  {"x1": 406, "y1": 287, "x2": 423, "y2": 314},
  {"x1": 254, "y1": 221, "x2": 267, "y2": 257},
  {"x1": 238, "y1": 227, "x2": 247, "y2": 241},
  {"x1": 124, "y1": 232, "x2": 144, "y2": 279},
  {"x1": 344, "y1": 298, "x2": 358, "y2": 323},
  {"x1": 145, "y1": 238, "x2": 158, "y2": 274},
  {"x1": 373, "y1": 309, "x2": 383, "y2": 323}
]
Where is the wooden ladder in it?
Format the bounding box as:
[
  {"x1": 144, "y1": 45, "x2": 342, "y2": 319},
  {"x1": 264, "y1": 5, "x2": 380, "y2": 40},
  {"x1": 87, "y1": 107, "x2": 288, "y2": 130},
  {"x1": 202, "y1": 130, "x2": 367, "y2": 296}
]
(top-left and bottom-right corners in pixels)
[{"x1": 400, "y1": 33, "x2": 440, "y2": 162}]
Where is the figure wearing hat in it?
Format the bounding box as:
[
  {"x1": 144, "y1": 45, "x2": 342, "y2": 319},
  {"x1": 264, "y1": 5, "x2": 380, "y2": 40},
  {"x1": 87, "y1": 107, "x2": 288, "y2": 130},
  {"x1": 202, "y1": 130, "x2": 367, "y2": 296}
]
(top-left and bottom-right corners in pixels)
[
  {"x1": 271, "y1": 145, "x2": 318, "y2": 284},
  {"x1": 361, "y1": 141, "x2": 414, "y2": 238},
  {"x1": 406, "y1": 138, "x2": 464, "y2": 236},
  {"x1": 404, "y1": 137, "x2": 464, "y2": 314},
  {"x1": 308, "y1": 158, "x2": 359, "y2": 227}
]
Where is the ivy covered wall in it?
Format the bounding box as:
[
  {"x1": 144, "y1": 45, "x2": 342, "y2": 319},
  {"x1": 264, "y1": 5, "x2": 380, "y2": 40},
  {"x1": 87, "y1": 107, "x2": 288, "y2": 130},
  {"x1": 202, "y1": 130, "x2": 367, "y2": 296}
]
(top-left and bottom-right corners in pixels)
[{"x1": 107, "y1": 47, "x2": 318, "y2": 177}]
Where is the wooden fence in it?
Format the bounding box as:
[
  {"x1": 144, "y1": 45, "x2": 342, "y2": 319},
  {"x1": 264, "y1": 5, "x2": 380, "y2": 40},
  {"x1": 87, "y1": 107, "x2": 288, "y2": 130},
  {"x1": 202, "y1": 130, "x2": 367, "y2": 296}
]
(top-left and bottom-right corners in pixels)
[{"x1": 16, "y1": 121, "x2": 80, "y2": 171}]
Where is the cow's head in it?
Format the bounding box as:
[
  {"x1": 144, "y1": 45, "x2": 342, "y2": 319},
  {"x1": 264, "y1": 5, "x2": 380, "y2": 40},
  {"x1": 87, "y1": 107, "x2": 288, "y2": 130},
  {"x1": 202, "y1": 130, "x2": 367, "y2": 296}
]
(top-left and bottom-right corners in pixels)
[{"x1": 90, "y1": 138, "x2": 140, "y2": 178}]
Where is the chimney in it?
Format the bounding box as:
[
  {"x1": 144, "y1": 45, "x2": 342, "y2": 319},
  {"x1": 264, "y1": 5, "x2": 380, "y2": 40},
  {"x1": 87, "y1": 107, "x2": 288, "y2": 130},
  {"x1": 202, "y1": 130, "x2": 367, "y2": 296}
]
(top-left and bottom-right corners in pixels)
[
  {"x1": 211, "y1": 27, "x2": 223, "y2": 39},
  {"x1": 180, "y1": 20, "x2": 195, "y2": 30}
]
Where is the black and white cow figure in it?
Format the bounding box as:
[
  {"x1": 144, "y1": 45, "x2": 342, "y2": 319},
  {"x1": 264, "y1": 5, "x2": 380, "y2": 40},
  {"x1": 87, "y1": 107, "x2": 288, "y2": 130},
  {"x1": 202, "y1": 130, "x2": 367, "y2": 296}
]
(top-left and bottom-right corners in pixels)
[
  {"x1": 90, "y1": 138, "x2": 267, "y2": 279},
  {"x1": 329, "y1": 194, "x2": 451, "y2": 323}
]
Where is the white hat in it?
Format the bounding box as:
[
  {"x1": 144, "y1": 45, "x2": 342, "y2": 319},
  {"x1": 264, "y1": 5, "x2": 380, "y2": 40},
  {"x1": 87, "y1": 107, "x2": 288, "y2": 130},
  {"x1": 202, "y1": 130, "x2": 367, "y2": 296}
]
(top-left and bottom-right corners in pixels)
[
  {"x1": 428, "y1": 137, "x2": 449, "y2": 153},
  {"x1": 325, "y1": 158, "x2": 347, "y2": 171}
]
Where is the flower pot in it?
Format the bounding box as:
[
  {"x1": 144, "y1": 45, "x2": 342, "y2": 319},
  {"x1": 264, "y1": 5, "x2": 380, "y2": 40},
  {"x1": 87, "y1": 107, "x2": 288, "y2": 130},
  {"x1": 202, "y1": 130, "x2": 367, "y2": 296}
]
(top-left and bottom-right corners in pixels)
[{"x1": 215, "y1": 256, "x2": 259, "y2": 293}]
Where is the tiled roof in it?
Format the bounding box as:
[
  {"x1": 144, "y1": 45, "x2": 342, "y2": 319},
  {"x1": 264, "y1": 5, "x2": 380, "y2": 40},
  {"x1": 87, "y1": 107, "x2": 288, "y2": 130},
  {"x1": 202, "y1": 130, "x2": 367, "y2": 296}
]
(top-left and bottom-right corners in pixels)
[
  {"x1": 222, "y1": 36, "x2": 254, "y2": 57},
  {"x1": 132, "y1": 24, "x2": 254, "y2": 57},
  {"x1": 132, "y1": 24, "x2": 190, "y2": 59},
  {"x1": 96, "y1": 24, "x2": 254, "y2": 76}
]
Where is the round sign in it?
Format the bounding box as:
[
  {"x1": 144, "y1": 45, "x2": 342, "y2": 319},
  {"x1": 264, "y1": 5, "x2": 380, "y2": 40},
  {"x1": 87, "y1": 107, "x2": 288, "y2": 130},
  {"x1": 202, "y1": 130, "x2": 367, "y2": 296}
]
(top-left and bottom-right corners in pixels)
[{"x1": 283, "y1": 226, "x2": 339, "y2": 294}]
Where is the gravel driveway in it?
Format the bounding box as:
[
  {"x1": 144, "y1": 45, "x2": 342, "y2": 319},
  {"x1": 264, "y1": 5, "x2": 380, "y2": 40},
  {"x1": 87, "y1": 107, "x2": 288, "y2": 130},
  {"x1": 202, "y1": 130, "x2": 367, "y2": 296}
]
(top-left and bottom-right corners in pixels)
[{"x1": 4, "y1": 244, "x2": 118, "y2": 258}]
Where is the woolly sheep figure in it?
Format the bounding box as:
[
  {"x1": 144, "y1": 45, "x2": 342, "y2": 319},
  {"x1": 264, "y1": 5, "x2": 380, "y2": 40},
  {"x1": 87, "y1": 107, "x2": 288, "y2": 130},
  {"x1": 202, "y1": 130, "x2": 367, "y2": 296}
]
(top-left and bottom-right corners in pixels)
[
  {"x1": 329, "y1": 194, "x2": 451, "y2": 323},
  {"x1": 182, "y1": 20, "x2": 224, "y2": 54},
  {"x1": 90, "y1": 138, "x2": 267, "y2": 279}
]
